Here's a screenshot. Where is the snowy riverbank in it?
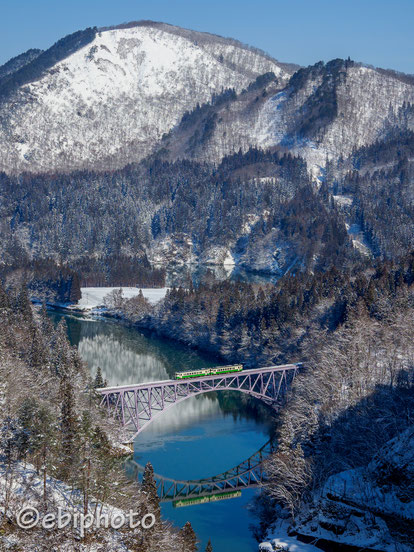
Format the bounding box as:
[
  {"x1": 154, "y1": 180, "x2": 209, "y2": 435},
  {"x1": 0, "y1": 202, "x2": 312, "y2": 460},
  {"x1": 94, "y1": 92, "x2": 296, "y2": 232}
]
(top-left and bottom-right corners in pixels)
[
  {"x1": 78, "y1": 287, "x2": 168, "y2": 309},
  {"x1": 259, "y1": 533, "x2": 322, "y2": 551},
  {"x1": 38, "y1": 287, "x2": 169, "y2": 313}
]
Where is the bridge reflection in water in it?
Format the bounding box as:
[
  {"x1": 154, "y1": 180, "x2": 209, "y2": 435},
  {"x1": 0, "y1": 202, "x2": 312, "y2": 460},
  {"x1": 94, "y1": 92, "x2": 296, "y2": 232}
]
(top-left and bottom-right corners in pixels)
[{"x1": 127, "y1": 439, "x2": 275, "y2": 507}]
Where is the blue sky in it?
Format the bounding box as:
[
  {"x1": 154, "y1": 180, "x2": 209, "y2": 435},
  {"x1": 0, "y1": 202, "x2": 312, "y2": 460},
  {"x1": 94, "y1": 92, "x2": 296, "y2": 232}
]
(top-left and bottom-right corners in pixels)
[{"x1": 1, "y1": 0, "x2": 413, "y2": 73}]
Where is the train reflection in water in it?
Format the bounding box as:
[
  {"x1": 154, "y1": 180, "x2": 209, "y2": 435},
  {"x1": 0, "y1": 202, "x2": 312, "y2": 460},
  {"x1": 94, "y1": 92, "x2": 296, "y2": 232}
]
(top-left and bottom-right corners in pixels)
[{"x1": 127, "y1": 438, "x2": 274, "y2": 507}]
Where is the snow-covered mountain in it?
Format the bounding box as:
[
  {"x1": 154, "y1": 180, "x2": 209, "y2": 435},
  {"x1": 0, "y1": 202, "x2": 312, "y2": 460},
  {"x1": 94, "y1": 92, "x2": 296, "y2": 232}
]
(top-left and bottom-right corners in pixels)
[
  {"x1": 162, "y1": 59, "x2": 414, "y2": 177},
  {"x1": 1, "y1": 22, "x2": 413, "y2": 275},
  {"x1": 0, "y1": 21, "x2": 293, "y2": 174},
  {"x1": 2, "y1": 22, "x2": 413, "y2": 179}
]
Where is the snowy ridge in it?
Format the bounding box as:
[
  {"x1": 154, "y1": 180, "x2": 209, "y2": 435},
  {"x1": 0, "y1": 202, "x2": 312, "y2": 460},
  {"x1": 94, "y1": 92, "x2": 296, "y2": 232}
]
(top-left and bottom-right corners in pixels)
[
  {"x1": 172, "y1": 63, "x2": 414, "y2": 177},
  {"x1": 257, "y1": 65, "x2": 414, "y2": 176},
  {"x1": 2, "y1": 24, "x2": 412, "y2": 177},
  {"x1": 0, "y1": 22, "x2": 289, "y2": 174}
]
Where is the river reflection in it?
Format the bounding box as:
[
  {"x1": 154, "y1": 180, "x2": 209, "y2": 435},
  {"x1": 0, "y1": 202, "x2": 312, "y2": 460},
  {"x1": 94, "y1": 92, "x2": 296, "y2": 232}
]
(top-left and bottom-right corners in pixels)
[
  {"x1": 127, "y1": 437, "x2": 273, "y2": 504},
  {"x1": 50, "y1": 312, "x2": 274, "y2": 552},
  {"x1": 161, "y1": 263, "x2": 280, "y2": 288}
]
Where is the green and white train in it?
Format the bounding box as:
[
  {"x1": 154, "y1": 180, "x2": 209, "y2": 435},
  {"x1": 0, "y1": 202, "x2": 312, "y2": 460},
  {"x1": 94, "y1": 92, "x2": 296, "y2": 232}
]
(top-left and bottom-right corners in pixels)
[{"x1": 174, "y1": 364, "x2": 243, "y2": 380}]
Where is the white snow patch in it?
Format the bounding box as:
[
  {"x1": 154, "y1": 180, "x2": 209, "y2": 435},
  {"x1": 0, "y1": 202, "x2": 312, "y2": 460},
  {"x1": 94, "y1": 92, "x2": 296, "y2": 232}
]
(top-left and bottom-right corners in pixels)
[
  {"x1": 200, "y1": 245, "x2": 236, "y2": 267},
  {"x1": 78, "y1": 287, "x2": 168, "y2": 309},
  {"x1": 345, "y1": 223, "x2": 372, "y2": 256},
  {"x1": 260, "y1": 534, "x2": 321, "y2": 551},
  {"x1": 242, "y1": 213, "x2": 261, "y2": 234},
  {"x1": 333, "y1": 195, "x2": 353, "y2": 206},
  {"x1": 222, "y1": 250, "x2": 235, "y2": 266}
]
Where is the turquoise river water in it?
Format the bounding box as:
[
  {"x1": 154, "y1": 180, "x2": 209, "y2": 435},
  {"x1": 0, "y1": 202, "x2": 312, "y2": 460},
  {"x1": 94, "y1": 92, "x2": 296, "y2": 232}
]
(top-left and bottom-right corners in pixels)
[{"x1": 50, "y1": 312, "x2": 274, "y2": 552}]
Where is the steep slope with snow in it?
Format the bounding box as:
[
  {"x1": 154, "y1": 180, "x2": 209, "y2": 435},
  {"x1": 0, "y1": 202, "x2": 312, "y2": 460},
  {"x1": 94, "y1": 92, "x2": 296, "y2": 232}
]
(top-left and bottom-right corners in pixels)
[
  {"x1": 256, "y1": 62, "x2": 414, "y2": 176},
  {"x1": 295, "y1": 427, "x2": 414, "y2": 551},
  {"x1": 163, "y1": 60, "x2": 414, "y2": 177},
  {"x1": 0, "y1": 22, "x2": 291, "y2": 174}
]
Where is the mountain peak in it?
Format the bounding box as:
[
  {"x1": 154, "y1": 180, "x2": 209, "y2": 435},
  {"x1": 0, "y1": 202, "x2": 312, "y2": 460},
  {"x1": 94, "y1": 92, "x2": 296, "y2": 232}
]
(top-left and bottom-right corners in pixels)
[{"x1": 0, "y1": 22, "x2": 291, "y2": 174}]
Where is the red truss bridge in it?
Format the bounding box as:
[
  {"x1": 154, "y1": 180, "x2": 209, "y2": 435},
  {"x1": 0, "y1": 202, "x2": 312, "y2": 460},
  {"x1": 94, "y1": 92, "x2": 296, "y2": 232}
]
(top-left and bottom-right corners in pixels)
[{"x1": 98, "y1": 364, "x2": 300, "y2": 440}]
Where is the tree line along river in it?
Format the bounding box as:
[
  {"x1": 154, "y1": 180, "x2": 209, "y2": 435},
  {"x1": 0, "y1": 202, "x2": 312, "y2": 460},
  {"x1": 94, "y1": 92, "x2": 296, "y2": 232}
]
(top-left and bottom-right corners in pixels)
[{"x1": 49, "y1": 310, "x2": 275, "y2": 552}]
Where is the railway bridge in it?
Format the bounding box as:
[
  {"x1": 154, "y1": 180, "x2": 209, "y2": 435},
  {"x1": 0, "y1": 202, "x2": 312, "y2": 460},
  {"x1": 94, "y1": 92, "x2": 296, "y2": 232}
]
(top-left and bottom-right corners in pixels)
[
  {"x1": 128, "y1": 439, "x2": 275, "y2": 504},
  {"x1": 98, "y1": 364, "x2": 300, "y2": 440}
]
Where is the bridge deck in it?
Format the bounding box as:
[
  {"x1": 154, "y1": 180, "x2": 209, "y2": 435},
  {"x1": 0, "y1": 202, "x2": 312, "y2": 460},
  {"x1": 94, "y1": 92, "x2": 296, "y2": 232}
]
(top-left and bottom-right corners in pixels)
[
  {"x1": 98, "y1": 364, "x2": 299, "y2": 393},
  {"x1": 98, "y1": 363, "x2": 301, "y2": 439}
]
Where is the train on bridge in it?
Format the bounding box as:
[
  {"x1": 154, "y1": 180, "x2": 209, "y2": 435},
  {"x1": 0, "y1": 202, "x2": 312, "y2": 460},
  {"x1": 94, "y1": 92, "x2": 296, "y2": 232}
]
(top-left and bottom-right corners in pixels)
[
  {"x1": 100, "y1": 363, "x2": 302, "y2": 439},
  {"x1": 174, "y1": 364, "x2": 243, "y2": 379}
]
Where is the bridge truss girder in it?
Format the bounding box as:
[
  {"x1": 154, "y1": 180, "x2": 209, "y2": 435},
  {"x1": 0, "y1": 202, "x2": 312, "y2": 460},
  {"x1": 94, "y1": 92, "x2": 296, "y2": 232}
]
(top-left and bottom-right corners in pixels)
[{"x1": 99, "y1": 365, "x2": 298, "y2": 440}]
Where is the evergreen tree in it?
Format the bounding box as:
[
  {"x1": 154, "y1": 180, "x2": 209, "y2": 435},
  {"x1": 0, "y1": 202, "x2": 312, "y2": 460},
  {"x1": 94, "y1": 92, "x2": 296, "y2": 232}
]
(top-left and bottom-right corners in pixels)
[
  {"x1": 40, "y1": 301, "x2": 54, "y2": 337},
  {"x1": 59, "y1": 377, "x2": 78, "y2": 479},
  {"x1": 205, "y1": 539, "x2": 213, "y2": 552},
  {"x1": 142, "y1": 461, "x2": 161, "y2": 521},
  {"x1": 94, "y1": 367, "x2": 104, "y2": 388},
  {"x1": 19, "y1": 403, "x2": 56, "y2": 509},
  {"x1": 15, "y1": 283, "x2": 33, "y2": 323},
  {"x1": 17, "y1": 398, "x2": 38, "y2": 457},
  {"x1": 36, "y1": 406, "x2": 56, "y2": 510},
  {"x1": 180, "y1": 521, "x2": 197, "y2": 552},
  {"x1": 51, "y1": 319, "x2": 71, "y2": 376},
  {"x1": 27, "y1": 322, "x2": 48, "y2": 370},
  {"x1": 79, "y1": 410, "x2": 93, "y2": 514},
  {"x1": 0, "y1": 417, "x2": 27, "y2": 466},
  {"x1": 0, "y1": 281, "x2": 10, "y2": 313},
  {"x1": 69, "y1": 271, "x2": 82, "y2": 302}
]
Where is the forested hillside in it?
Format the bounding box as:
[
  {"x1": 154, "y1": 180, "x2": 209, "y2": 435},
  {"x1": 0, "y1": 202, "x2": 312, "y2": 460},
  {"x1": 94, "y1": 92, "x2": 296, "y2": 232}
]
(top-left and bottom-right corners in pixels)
[
  {"x1": 105, "y1": 253, "x2": 414, "y2": 366},
  {"x1": 264, "y1": 257, "x2": 414, "y2": 550},
  {"x1": 2, "y1": 135, "x2": 413, "y2": 281},
  {"x1": 0, "y1": 283, "x2": 198, "y2": 551},
  {"x1": 0, "y1": 149, "x2": 359, "y2": 279},
  {"x1": 329, "y1": 129, "x2": 414, "y2": 258}
]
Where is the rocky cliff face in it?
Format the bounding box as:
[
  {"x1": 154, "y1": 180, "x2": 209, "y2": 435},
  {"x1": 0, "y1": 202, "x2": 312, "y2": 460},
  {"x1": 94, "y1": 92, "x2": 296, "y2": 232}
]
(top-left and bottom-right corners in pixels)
[{"x1": 0, "y1": 21, "x2": 291, "y2": 174}]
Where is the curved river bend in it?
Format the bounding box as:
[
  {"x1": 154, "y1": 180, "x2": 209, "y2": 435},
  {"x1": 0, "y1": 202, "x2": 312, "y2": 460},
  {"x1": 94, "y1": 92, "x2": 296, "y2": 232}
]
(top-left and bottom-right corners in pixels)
[{"x1": 50, "y1": 312, "x2": 274, "y2": 552}]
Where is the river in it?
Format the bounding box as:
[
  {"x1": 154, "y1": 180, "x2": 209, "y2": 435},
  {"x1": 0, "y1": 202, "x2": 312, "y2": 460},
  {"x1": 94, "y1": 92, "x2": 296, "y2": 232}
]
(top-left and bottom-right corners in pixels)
[
  {"x1": 162, "y1": 263, "x2": 281, "y2": 287},
  {"x1": 49, "y1": 311, "x2": 275, "y2": 552}
]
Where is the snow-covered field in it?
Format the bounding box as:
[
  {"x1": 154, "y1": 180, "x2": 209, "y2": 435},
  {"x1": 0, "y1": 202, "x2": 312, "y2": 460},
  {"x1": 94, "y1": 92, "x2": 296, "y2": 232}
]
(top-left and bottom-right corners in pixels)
[{"x1": 77, "y1": 287, "x2": 168, "y2": 310}]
